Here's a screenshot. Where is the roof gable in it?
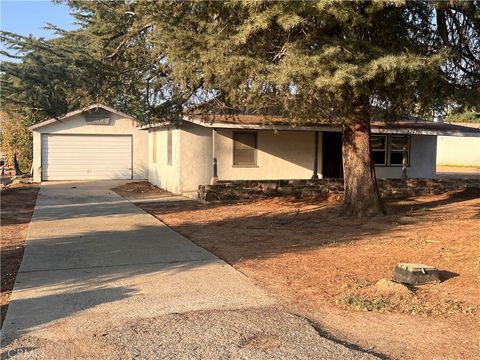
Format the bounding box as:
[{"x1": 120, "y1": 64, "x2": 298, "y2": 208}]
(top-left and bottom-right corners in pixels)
[{"x1": 28, "y1": 104, "x2": 135, "y2": 131}]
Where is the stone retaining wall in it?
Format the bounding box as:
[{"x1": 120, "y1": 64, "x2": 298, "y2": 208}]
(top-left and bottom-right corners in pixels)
[{"x1": 197, "y1": 178, "x2": 480, "y2": 203}]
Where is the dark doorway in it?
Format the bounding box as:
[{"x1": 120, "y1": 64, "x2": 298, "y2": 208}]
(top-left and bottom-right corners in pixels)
[{"x1": 322, "y1": 132, "x2": 343, "y2": 178}]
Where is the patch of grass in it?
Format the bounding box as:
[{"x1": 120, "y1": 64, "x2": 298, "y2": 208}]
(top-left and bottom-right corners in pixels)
[
  {"x1": 336, "y1": 286, "x2": 479, "y2": 316},
  {"x1": 336, "y1": 292, "x2": 387, "y2": 312}
]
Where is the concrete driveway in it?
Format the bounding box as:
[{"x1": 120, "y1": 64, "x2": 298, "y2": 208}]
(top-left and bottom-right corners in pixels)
[{"x1": 1, "y1": 181, "x2": 379, "y2": 359}]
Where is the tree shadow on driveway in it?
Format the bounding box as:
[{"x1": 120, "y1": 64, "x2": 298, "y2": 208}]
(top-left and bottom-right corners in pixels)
[
  {"x1": 1, "y1": 285, "x2": 134, "y2": 350},
  {"x1": 2, "y1": 224, "x2": 270, "y2": 350}
]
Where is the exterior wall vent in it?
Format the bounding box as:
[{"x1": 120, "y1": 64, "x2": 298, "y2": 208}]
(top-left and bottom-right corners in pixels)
[{"x1": 84, "y1": 109, "x2": 112, "y2": 125}]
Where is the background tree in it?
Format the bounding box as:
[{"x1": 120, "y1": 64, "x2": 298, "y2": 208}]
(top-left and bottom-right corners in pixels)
[
  {"x1": 0, "y1": 30, "x2": 110, "y2": 169},
  {"x1": 1, "y1": 32, "x2": 104, "y2": 120},
  {"x1": 0, "y1": 11, "x2": 140, "y2": 168},
  {"x1": 63, "y1": 0, "x2": 183, "y2": 122},
  {"x1": 435, "y1": 0, "x2": 480, "y2": 111},
  {"x1": 0, "y1": 112, "x2": 32, "y2": 174},
  {"x1": 445, "y1": 109, "x2": 480, "y2": 123}
]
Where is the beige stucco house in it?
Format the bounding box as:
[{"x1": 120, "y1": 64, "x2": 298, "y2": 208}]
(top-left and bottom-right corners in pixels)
[
  {"x1": 29, "y1": 104, "x2": 479, "y2": 191},
  {"x1": 29, "y1": 104, "x2": 148, "y2": 182},
  {"x1": 145, "y1": 115, "x2": 480, "y2": 195}
]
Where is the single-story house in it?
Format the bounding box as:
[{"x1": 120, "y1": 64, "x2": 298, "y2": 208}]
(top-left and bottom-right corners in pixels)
[
  {"x1": 30, "y1": 104, "x2": 480, "y2": 191},
  {"x1": 143, "y1": 114, "x2": 480, "y2": 195},
  {"x1": 30, "y1": 104, "x2": 148, "y2": 182}
]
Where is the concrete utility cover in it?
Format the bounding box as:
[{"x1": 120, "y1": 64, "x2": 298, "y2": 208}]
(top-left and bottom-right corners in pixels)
[
  {"x1": 394, "y1": 263, "x2": 440, "y2": 285},
  {"x1": 1, "y1": 181, "x2": 378, "y2": 359},
  {"x1": 397, "y1": 263, "x2": 437, "y2": 271}
]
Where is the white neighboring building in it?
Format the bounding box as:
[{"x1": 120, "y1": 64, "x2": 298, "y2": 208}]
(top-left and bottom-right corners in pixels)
[
  {"x1": 29, "y1": 104, "x2": 148, "y2": 182},
  {"x1": 437, "y1": 123, "x2": 480, "y2": 167},
  {"x1": 145, "y1": 115, "x2": 480, "y2": 194}
]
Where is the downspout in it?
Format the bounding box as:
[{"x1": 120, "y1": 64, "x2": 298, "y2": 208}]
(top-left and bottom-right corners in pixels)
[
  {"x1": 311, "y1": 131, "x2": 319, "y2": 179},
  {"x1": 210, "y1": 128, "x2": 219, "y2": 184}
]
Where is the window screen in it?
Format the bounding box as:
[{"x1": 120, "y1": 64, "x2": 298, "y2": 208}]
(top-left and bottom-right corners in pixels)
[
  {"x1": 371, "y1": 135, "x2": 387, "y2": 165},
  {"x1": 167, "y1": 129, "x2": 172, "y2": 165},
  {"x1": 233, "y1": 132, "x2": 257, "y2": 166},
  {"x1": 389, "y1": 135, "x2": 409, "y2": 166}
]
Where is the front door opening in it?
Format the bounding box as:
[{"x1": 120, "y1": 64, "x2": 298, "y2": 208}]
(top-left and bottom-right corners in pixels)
[{"x1": 322, "y1": 132, "x2": 343, "y2": 178}]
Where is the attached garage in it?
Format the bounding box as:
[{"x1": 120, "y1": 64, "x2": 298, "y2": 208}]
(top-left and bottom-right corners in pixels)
[
  {"x1": 41, "y1": 135, "x2": 133, "y2": 180},
  {"x1": 30, "y1": 104, "x2": 148, "y2": 182}
]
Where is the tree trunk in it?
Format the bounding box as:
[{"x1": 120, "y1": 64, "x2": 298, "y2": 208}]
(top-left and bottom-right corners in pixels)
[
  {"x1": 341, "y1": 107, "x2": 385, "y2": 217},
  {"x1": 13, "y1": 153, "x2": 22, "y2": 175}
]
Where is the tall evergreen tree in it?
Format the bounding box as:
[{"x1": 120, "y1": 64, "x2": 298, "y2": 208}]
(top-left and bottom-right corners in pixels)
[
  {"x1": 64, "y1": 0, "x2": 182, "y2": 122},
  {"x1": 94, "y1": 0, "x2": 477, "y2": 216},
  {"x1": 0, "y1": 28, "x2": 113, "y2": 167},
  {"x1": 0, "y1": 30, "x2": 108, "y2": 121}
]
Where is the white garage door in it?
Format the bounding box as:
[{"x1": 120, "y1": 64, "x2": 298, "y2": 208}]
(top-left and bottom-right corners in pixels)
[{"x1": 42, "y1": 135, "x2": 132, "y2": 180}]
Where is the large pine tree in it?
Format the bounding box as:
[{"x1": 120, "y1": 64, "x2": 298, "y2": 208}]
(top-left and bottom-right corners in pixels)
[{"x1": 104, "y1": 0, "x2": 477, "y2": 216}]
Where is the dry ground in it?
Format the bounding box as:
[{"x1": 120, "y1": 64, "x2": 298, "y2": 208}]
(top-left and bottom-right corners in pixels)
[
  {"x1": 0, "y1": 182, "x2": 39, "y2": 327},
  {"x1": 436, "y1": 165, "x2": 480, "y2": 179},
  {"x1": 115, "y1": 182, "x2": 480, "y2": 360},
  {"x1": 437, "y1": 165, "x2": 480, "y2": 173}
]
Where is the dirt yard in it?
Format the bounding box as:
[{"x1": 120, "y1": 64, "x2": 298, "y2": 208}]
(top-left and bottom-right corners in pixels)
[
  {"x1": 1, "y1": 182, "x2": 39, "y2": 327},
  {"x1": 115, "y1": 182, "x2": 480, "y2": 360}
]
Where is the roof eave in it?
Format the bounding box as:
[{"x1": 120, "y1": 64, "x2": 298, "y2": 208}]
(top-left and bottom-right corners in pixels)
[
  {"x1": 138, "y1": 121, "x2": 174, "y2": 130},
  {"x1": 183, "y1": 116, "x2": 480, "y2": 137},
  {"x1": 372, "y1": 128, "x2": 480, "y2": 137},
  {"x1": 183, "y1": 116, "x2": 343, "y2": 132}
]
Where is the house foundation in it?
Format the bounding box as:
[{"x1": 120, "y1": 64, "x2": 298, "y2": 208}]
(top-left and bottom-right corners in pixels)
[{"x1": 197, "y1": 178, "x2": 480, "y2": 203}]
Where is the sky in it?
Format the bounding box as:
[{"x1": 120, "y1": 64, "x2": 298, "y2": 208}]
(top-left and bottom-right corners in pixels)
[
  {"x1": 0, "y1": 0, "x2": 77, "y2": 60},
  {"x1": 1, "y1": 0, "x2": 76, "y2": 37}
]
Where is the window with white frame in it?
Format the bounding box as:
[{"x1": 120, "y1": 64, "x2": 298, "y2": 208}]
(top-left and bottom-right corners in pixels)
[{"x1": 371, "y1": 134, "x2": 410, "y2": 166}]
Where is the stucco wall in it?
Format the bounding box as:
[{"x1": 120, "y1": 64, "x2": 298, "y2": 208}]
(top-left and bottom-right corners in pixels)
[
  {"x1": 215, "y1": 130, "x2": 435, "y2": 181},
  {"x1": 437, "y1": 136, "x2": 480, "y2": 167},
  {"x1": 148, "y1": 127, "x2": 181, "y2": 193},
  {"x1": 31, "y1": 113, "x2": 148, "y2": 182},
  {"x1": 375, "y1": 135, "x2": 437, "y2": 179},
  {"x1": 215, "y1": 129, "x2": 320, "y2": 181},
  {"x1": 178, "y1": 122, "x2": 213, "y2": 192},
  {"x1": 149, "y1": 126, "x2": 321, "y2": 193},
  {"x1": 148, "y1": 125, "x2": 439, "y2": 194}
]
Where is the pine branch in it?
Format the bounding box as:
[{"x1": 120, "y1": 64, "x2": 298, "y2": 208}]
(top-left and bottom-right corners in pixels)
[{"x1": 106, "y1": 23, "x2": 153, "y2": 59}]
